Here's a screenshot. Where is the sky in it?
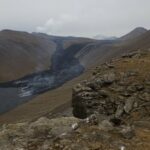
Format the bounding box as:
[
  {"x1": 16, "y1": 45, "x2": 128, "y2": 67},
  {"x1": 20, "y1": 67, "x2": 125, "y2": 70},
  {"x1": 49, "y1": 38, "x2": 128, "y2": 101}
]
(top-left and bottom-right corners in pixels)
[{"x1": 0, "y1": 0, "x2": 149, "y2": 37}]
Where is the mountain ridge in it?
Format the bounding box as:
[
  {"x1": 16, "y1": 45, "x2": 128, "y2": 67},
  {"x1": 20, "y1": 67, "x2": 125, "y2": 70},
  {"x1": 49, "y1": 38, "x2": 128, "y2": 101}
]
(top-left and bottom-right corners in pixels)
[
  {"x1": 0, "y1": 27, "x2": 150, "y2": 122},
  {"x1": 120, "y1": 27, "x2": 148, "y2": 41}
]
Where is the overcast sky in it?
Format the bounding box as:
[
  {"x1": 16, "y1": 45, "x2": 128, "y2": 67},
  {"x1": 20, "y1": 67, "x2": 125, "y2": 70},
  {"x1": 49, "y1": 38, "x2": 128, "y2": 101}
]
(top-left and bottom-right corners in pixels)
[{"x1": 0, "y1": 0, "x2": 149, "y2": 37}]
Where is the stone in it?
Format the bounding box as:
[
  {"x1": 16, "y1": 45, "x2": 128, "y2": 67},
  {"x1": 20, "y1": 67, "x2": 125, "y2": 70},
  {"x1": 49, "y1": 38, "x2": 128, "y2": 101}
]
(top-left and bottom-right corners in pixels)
[
  {"x1": 133, "y1": 102, "x2": 138, "y2": 108},
  {"x1": 120, "y1": 126, "x2": 135, "y2": 139},
  {"x1": 125, "y1": 70, "x2": 138, "y2": 77},
  {"x1": 115, "y1": 104, "x2": 124, "y2": 118},
  {"x1": 71, "y1": 123, "x2": 79, "y2": 130},
  {"x1": 140, "y1": 92, "x2": 150, "y2": 101},
  {"x1": 102, "y1": 73, "x2": 116, "y2": 84},
  {"x1": 99, "y1": 120, "x2": 114, "y2": 131},
  {"x1": 110, "y1": 86, "x2": 125, "y2": 92},
  {"x1": 105, "y1": 63, "x2": 115, "y2": 68},
  {"x1": 86, "y1": 81, "x2": 101, "y2": 90},
  {"x1": 124, "y1": 97, "x2": 135, "y2": 114},
  {"x1": 135, "y1": 85, "x2": 144, "y2": 91},
  {"x1": 30, "y1": 117, "x2": 50, "y2": 126},
  {"x1": 98, "y1": 90, "x2": 109, "y2": 97},
  {"x1": 120, "y1": 146, "x2": 126, "y2": 150},
  {"x1": 85, "y1": 114, "x2": 99, "y2": 125},
  {"x1": 72, "y1": 102, "x2": 87, "y2": 119},
  {"x1": 121, "y1": 92, "x2": 131, "y2": 97},
  {"x1": 121, "y1": 51, "x2": 138, "y2": 58},
  {"x1": 127, "y1": 86, "x2": 137, "y2": 93}
]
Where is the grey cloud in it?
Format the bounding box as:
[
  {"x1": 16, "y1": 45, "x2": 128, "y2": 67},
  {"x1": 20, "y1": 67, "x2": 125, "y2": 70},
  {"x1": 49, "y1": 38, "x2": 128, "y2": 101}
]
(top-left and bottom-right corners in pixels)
[
  {"x1": 0, "y1": 0, "x2": 150, "y2": 37},
  {"x1": 36, "y1": 14, "x2": 78, "y2": 35}
]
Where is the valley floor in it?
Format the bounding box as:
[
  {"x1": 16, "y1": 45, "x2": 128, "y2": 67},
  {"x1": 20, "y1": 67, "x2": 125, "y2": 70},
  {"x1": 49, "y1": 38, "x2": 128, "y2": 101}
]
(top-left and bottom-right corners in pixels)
[{"x1": 0, "y1": 70, "x2": 92, "y2": 124}]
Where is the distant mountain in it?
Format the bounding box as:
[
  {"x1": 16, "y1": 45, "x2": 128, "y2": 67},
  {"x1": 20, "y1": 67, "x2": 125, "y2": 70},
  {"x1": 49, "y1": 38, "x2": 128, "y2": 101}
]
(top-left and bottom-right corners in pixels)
[
  {"x1": 120, "y1": 27, "x2": 148, "y2": 41},
  {"x1": 93, "y1": 34, "x2": 117, "y2": 40}
]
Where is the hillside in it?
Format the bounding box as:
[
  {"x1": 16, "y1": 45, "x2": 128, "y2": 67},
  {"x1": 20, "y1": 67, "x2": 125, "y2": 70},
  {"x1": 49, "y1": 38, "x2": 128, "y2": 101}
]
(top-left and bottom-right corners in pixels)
[
  {"x1": 0, "y1": 30, "x2": 55, "y2": 82},
  {"x1": 0, "y1": 30, "x2": 93, "y2": 82},
  {"x1": 0, "y1": 28, "x2": 150, "y2": 122},
  {"x1": 73, "y1": 50, "x2": 150, "y2": 120},
  {"x1": 0, "y1": 49, "x2": 149, "y2": 150},
  {"x1": 120, "y1": 27, "x2": 147, "y2": 41},
  {"x1": 0, "y1": 71, "x2": 92, "y2": 123},
  {"x1": 0, "y1": 27, "x2": 148, "y2": 83},
  {"x1": 0, "y1": 27, "x2": 147, "y2": 82}
]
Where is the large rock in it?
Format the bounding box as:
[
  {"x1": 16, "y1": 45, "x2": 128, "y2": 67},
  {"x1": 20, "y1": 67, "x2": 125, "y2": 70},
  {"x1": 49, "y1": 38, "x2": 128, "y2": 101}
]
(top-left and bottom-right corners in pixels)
[
  {"x1": 120, "y1": 126, "x2": 135, "y2": 139},
  {"x1": 72, "y1": 52, "x2": 150, "y2": 121},
  {"x1": 124, "y1": 97, "x2": 135, "y2": 114}
]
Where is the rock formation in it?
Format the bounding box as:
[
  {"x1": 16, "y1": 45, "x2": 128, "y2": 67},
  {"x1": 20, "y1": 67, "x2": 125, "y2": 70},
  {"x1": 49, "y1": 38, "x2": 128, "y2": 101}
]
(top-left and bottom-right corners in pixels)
[
  {"x1": 0, "y1": 50, "x2": 149, "y2": 150},
  {"x1": 72, "y1": 50, "x2": 150, "y2": 124}
]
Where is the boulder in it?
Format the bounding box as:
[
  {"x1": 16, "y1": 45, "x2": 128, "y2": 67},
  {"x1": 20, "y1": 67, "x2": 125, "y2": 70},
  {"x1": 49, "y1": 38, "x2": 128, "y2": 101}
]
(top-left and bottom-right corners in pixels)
[
  {"x1": 102, "y1": 73, "x2": 116, "y2": 84},
  {"x1": 124, "y1": 97, "x2": 135, "y2": 114},
  {"x1": 120, "y1": 126, "x2": 135, "y2": 139},
  {"x1": 115, "y1": 104, "x2": 124, "y2": 118},
  {"x1": 99, "y1": 120, "x2": 114, "y2": 131}
]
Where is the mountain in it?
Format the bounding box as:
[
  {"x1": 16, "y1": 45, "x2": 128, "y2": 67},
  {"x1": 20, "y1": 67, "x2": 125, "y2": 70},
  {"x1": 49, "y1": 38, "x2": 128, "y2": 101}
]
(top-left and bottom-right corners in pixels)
[
  {"x1": 120, "y1": 27, "x2": 148, "y2": 41},
  {"x1": 0, "y1": 27, "x2": 150, "y2": 122},
  {"x1": 72, "y1": 50, "x2": 150, "y2": 119},
  {"x1": 0, "y1": 30, "x2": 93, "y2": 82},
  {"x1": 0, "y1": 27, "x2": 148, "y2": 83},
  {"x1": 0, "y1": 30, "x2": 55, "y2": 82}
]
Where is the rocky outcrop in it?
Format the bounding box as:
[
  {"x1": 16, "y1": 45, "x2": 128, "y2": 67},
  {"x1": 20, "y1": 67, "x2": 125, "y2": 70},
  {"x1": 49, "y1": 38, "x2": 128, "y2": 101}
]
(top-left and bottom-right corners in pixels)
[
  {"x1": 0, "y1": 117, "x2": 79, "y2": 150},
  {"x1": 72, "y1": 50, "x2": 150, "y2": 123},
  {"x1": 0, "y1": 50, "x2": 149, "y2": 150},
  {"x1": 0, "y1": 114, "x2": 150, "y2": 150}
]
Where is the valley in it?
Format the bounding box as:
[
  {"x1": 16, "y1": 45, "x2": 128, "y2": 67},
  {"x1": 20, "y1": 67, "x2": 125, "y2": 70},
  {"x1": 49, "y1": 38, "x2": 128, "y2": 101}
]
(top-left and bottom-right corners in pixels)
[
  {"x1": 0, "y1": 0, "x2": 150, "y2": 149},
  {"x1": 0, "y1": 34, "x2": 92, "y2": 114},
  {"x1": 0, "y1": 27, "x2": 150, "y2": 123}
]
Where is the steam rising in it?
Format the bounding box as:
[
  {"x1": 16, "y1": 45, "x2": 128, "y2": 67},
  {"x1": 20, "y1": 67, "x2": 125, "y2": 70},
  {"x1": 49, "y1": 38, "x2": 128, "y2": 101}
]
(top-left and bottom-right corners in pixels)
[
  {"x1": 36, "y1": 14, "x2": 78, "y2": 36},
  {"x1": 0, "y1": 0, "x2": 150, "y2": 37}
]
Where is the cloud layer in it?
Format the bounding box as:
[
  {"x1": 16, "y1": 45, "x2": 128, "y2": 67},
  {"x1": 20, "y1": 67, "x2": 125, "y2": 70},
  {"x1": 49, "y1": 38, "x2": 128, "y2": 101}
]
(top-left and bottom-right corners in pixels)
[
  {"x1": 36, "y1": 14, "x2": 78, "y2": 35},
  {"x1": 0, "y1": 0, "x2": 150, "y2": 37}
]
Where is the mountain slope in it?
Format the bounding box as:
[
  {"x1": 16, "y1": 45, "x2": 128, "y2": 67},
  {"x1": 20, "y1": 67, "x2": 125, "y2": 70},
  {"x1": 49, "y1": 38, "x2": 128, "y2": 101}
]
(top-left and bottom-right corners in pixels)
[
  {"x1": 0, "y1": 30, "x2": 93, "y2": 82},
  {"x1": 0, "y1": 27, "x2": 148, "y2": 82},
  {"x1": 0, "y1": 28, "x2": 150, "y2": 122},
  {"x1": 0, "y1": 30, "x2": 55, "y2": 82},
  {"x1": 120, "y1": 27, "x2": 147, "y2": 41},
  {"x1": 73, "y1": 50, "x2": 150, "y2": 119}
]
